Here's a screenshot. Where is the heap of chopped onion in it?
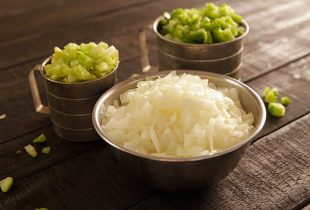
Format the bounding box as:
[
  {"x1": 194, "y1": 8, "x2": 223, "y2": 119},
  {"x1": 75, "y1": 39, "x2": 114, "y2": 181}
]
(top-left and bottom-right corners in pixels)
[{"x1": 101, "y1": 72, "x2": 254, "y2": 157}]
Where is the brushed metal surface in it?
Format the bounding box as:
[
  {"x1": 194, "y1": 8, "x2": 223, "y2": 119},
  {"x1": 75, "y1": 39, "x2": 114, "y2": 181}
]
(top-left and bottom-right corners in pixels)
[
  {"x1": 158, "y1": 47, "x2": 242, "y2": 75},
  {"x1": 29, "y1": 57, "x2": 118, "y2": 142},
  {"x1": 52, "y1": 120, "x2": 99, "y2": 142}
]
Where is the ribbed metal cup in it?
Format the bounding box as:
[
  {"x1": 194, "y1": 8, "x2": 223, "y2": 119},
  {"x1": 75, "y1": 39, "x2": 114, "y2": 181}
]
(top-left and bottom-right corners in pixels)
[
  {"x1": 28, "y1": 57, "x2": 118, "y2": 142},
  {"x1": 154, "y1": 16, "x2": 249, "y2": 77},
  {"x1": 139, "y1": 16, "x2": 249, "y2": 80}
]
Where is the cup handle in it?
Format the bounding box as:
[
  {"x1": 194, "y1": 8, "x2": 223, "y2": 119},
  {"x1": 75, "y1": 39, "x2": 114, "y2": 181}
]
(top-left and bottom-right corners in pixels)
[
  {"x1": 28, "y1": 64, "x2": 50, "y2": 114},
  {"x1": 138, "y1": 25, "x2": 158, "y2": 73}
]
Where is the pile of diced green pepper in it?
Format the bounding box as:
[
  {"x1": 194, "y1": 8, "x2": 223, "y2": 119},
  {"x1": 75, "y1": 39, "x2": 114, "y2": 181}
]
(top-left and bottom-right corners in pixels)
[{"x1": 159, "y1": 3, "x2": 245, "y2": 44}]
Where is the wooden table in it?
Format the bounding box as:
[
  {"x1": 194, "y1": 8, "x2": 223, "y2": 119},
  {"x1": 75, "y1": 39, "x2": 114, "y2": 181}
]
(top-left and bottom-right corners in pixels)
[{"x1": 1, "y1": 0, "x2": 309, "y2": 209}]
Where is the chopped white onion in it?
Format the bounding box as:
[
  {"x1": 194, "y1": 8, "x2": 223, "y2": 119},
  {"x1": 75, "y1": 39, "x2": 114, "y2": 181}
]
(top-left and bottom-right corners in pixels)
[{"x1": 101, "y1": 72, "x2": 254, "y2": 157}]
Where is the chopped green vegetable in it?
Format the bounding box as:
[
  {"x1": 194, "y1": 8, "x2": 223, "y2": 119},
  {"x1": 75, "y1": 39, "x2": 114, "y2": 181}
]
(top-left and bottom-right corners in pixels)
[
  {"x1": 44, "y1": 42, "x2": 119, "y2": 83},
  {"x1": 263, "y1": 86, "x2": 291, "y2": 117},
  {"x1": 268, "y1": 102, "x2": 286, "y2": 117},
  {"x1": 24, "y1": 144, "x2": 38, "y2": 158},
  {"x1": 263, "y1": 87, "x2": 279, "y2": 103},
  {"x1": 263, "y1": 87, "x2": 271, "y2": 98},
  {"x1": 271, "y1": 88, "x2": 278, "y2": 96},
  {"x1": 33, "y1": 134, "x2": 46, "y2": 144},
  {"x1": 41, "y1": 147, "x2": 51, "y2": 154},
  {"x1": 0, "y1": 177, "x2": 13, "y2": 193},
  {"x1": 0, "y1": 114, "x2": 6, "y2": 120},
  {"x1": 35, "y1": 208, "x2": 48, "y2": 210},
  {"x1": 281, "y1": 96, "x2": 291, "y2": 106},
  {"x1": 264, "y1": 91, "x2": 277, "y2": 103},
  {"x1": 159, "y1": 3, "x2": 245, "y2": 44}
]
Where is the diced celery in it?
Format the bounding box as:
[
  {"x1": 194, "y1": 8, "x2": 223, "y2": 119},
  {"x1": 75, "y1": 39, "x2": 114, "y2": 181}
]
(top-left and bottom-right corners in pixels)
[
  {"x1": 159, "y1": 3, "x2": 244, "y2": 44},
  {"x1": 237, "y1": 26, "x2": 246, "y2": 36},
  {"x1": 24, "y1": 144, "x2": 38, "y2": 158},
  {"x1": 225, "y1": 16, "x2": 238, "y2": 27},
  {"x1": 221, "y1": 28, "x2": 235, "y2": 41},
  {"x1": 232, "y1": 13, "x2": 243, "y2": 24},
  {"x1": 204, "y1": 31, "x2": 213, "y2": 44},
  {"x1": 268, "y1": 102, "x2": 286, "y2": 117},
  {"x1": 263, "y1": 87, "x2": 279, "y2": 103},
  {"x1": 213, "y1": 28, "x2": 235, "y2": 42},
  {"x1": 0, "y1": 177, "x2": 13, "y2": 193},
  {"x1": 263, "y1": 86, "x2": 271, "y2": 98},
  {"x1": 42, "y1": 147, "x2": 51, "y2": 155},
  {"x1": 281, "y1": 96, "x2": 292, "y2": 106},
  {"x1": 44, "y1": 42, "x2": 119, "y2": 83},
  {"x1": 264, "y1": 91, "x2": 278, "y2": 103},
  {"x1": 219, "y1": 4, "x2": 233, "y2": 16},
  {"x1": 271, "y1": 88, "x2": 279, "y2": 96},
  {"x1": 214, "y1": 18, "x2": 228, "y2": 29},
  {"x1": 230, "y1": 26, "x2": 238, "y2": 37},
  {"x1": 33, "y1": 134, "x2": 46, "y2": 144},
  {"x1": 187, "y1": 29, "x2": 206, "y2": 43},
  {"x1": 171, "y1": 8, "x2": 184, "y2": 18}
]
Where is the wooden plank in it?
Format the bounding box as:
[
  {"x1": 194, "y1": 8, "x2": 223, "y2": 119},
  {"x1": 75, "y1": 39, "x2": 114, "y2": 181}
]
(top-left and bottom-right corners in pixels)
[
  {"x1": 0, "y1": 0, "x2": 62, "y2": 19},
  {"x1": 0, "y1": 59, "x2": 50, "y2": 142},
  {"x1": 1, "y1": 0, "x2": 309, "y2": 76},
  {"x1": 0, "y1": 129, "x2": 153, "y2": 210},
  {"x1": 0, "y1": 0, "x2": 284, "y2": 43},
  {"x1": 0, "y1": 53, "x2": 309, "y2": 210},
  {"x1": 0, "y1": 0, "x2": 151, "y2": 43},
  {"x1": 0, "y1": 0, "x2": 207, "y2": 70},
  {"x1": 246, "y1": 55, "x2": 310, "y2": 139},
  {"x1": 0, "y1": 126, "x2": 100, "y2": 180},
  {"x1": 128, "y1": 113, "x2": 310, "y2": 210},
  {"x1": 1, "y1": 104, "x2": 309, "y2": 210}
]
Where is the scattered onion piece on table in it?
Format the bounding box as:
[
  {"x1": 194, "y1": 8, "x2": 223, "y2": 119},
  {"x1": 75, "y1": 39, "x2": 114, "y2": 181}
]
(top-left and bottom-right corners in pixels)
[
  {"x1": 24, "y1": 144, "x2": 38, "y2": 158},
  {"x1": 0, "y1": 114, "x2": 6, "y2": 120}
]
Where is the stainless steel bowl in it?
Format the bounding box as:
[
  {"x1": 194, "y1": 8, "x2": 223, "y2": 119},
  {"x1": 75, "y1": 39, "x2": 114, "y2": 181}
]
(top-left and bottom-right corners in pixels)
[{"x1": 92, "y1": 70, "x2": 266, "y2": 190}]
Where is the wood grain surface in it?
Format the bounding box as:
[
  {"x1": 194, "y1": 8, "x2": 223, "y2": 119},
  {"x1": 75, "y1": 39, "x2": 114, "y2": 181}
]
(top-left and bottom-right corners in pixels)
[
  {"x1": 129, "y1": 114, "x2": 310, "y2": 210},
  {"x1": 0, "y1": 0, "x2": 309, "y2": 209}
]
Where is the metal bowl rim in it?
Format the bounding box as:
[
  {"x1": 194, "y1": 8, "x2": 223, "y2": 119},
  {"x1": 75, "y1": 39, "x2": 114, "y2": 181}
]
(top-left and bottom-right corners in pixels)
[{"x1": 92, "y1": 70, "x2": 266, "y2": 162}]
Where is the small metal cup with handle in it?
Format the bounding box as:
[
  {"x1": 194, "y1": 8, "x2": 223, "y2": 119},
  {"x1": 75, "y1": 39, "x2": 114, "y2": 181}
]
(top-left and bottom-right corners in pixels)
[
  {"x1": 139, "y1": 15, "x2": 249, "y2": 79},
  {"x1": 28, "y1": 56, "x2": 118, "y2": 142}
]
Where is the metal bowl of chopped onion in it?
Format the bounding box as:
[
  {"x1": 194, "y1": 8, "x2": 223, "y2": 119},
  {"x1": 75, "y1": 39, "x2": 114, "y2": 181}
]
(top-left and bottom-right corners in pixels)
[{"x1": 92, "y1": 70, "x2": 266, "y2": 190}]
